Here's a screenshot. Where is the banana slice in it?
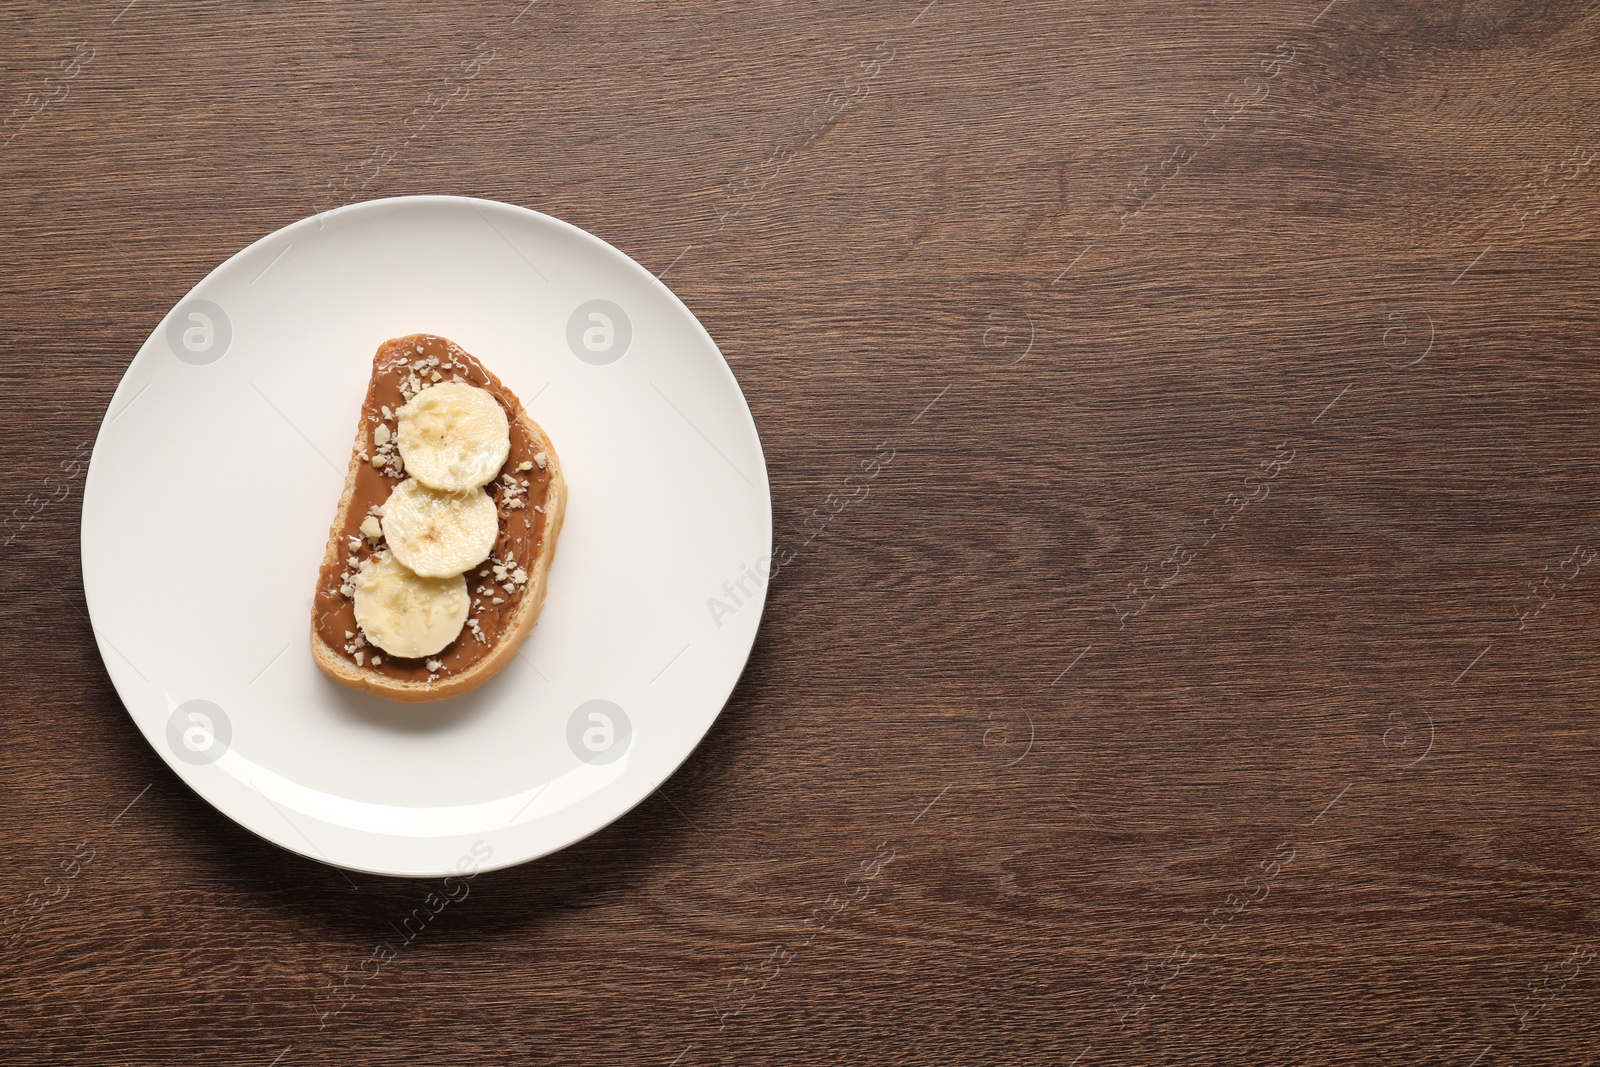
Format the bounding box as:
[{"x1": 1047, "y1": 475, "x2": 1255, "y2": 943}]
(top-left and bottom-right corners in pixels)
[
  {"x1": 396, "y1": 382, "x2": 511, "y2": 491},
  {"x1": 352, "y1": 552, "x2": 469, "y2": 659},
  {"x1": 380, "y1": 477, "x2": 498, "y2": 578}
]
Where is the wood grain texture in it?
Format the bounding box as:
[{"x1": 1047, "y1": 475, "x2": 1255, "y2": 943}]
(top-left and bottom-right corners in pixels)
[{"x1": 3, "y1": 0, "x2": 1600, "y2": 1062}]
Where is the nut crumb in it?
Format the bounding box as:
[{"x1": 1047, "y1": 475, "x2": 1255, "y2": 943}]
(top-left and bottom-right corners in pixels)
[
  {"x1": 517, "y1": 460, "x2": 534, "y2": 471},
  {"x1": 534, "y1": 451, "x2": 548, "y2": 469},
  {"x1": 359, "y1": 516, "x2": 383, "y2": 540},
  {"x1": 371, "y1": 655, "x2": 382, "y2": 666},
  {"x1": 354, "y1": 651, "x2": 364, "y2": 666},
  {"x1": 425, "y1": 658, "x2": 443, "y2": 672}
]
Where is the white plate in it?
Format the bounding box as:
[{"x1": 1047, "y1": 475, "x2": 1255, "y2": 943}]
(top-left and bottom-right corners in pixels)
[{"x1": 81, "y1": 196, "x2": 771, "y2": 877}]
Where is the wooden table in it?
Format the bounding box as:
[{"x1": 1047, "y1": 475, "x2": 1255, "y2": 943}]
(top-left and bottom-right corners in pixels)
[{"x1": 4, "y1": 0, "x2": 1598, "y2": 1062}]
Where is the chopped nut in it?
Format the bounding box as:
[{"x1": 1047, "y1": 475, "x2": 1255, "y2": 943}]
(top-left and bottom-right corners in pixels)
[
  {"x1": 513, "y1": 568, "x2": 527, "y2": 584},
  {"x1": 344, "y1": 630, "x2": 354, "y2": 639},
  {"x1": 346, "y1": 554, "x2": 360, "y2": 568},
  {"x1": 534, "y1": 451, "x2": 547, "y2": 469},
  {"x1": 339, "y1": 583, "x2": 355, "y2": 598},
  {"x1": 492, "y1": 564, "x2": 507, "y2": 579},
  {"x1": 381, "y1": 405, "x2": 393, "y2": 419},
  {"x1": 517, "y1": 460, "x2": 534, "y2": 472},
  {"x1": 492, "y1": 596, "x2": 504, "y2": 604},
  {"x1": 373, "y1": 423, "x2": 391, "y2": 447},
  {"x1": 371, "y1": 655, "x2": 382, "y2": 666},
  {"x1": 430, "y1": 370, "x2": 442, "y2": 382},
  {"x1": 359, "y1": 516, "x2": 383, "y2": 541},
  {"x1": 371, "y1": 455, "x2": 385, "y2": 469},
  {"x1": 425, "y1": 658, "x2": 443, "y2": 671},
  {"x1": 354, "y1": 651, "x2": 364, "y2": 665}
]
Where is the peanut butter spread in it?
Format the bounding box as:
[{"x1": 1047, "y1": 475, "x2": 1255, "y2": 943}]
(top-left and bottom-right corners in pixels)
[{"x1": 313, "y1": 334, "x2": 553, "y2": 681}]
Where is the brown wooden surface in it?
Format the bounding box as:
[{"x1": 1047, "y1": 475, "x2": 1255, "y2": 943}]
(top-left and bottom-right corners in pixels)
[{"x1": 4, "y1": 0, "x2": 1600, "y2": 1062}]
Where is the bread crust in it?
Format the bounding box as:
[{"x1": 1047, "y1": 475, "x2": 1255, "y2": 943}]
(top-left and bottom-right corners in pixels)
[{"x1": 310, "y1": 370, "x2": 565, "y2": 702}]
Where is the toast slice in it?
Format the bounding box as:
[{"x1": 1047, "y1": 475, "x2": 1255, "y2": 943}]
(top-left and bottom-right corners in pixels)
[{"x1": 310, "y1": 334, "x2": 565, "y2": 702}]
